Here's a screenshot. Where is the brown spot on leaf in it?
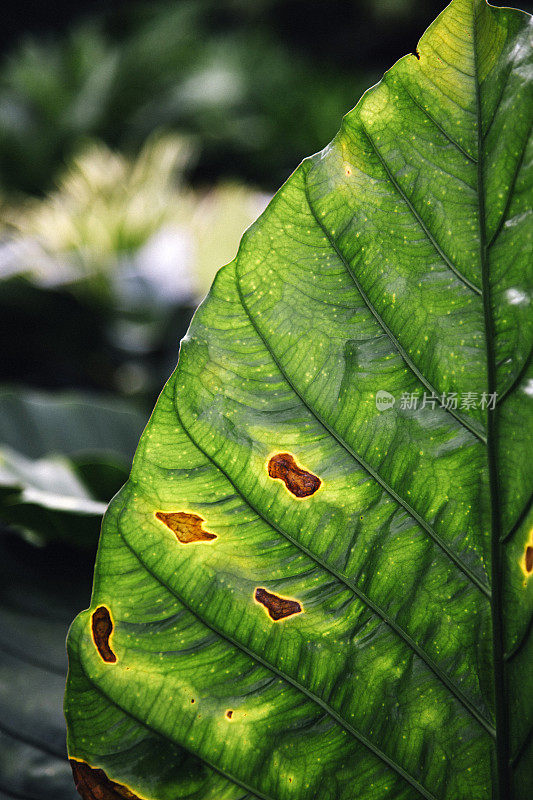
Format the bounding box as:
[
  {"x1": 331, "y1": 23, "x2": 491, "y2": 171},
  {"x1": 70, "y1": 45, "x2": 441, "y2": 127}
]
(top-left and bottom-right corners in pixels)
[
  {"x1": 254, "y1": 587, "x2": 302, "y2": 621},
  {"x1": 526, "y1": 546, "x2": 533, "y2": 574},
  {"x1": 91, "y1": 606, "x2": 116, "y2": 663},
  {"x1": 267, "y1": 453, "x2": 321, "y2": 498},
  {"x1": 226, "y1": 709, "x2": 233, "y2": 719},
  {"x1": 155, "y1": 511, "x2": 217, "y2": 544},
  {"x1": 70, "y1": 760, "x2": 141, "y2": 800}
]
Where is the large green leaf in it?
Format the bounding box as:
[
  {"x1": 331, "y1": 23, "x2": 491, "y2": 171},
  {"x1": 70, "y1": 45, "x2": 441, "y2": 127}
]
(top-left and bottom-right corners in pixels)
[{"x1": 64, "y1": 2, "x2": 533, "y2": 799}]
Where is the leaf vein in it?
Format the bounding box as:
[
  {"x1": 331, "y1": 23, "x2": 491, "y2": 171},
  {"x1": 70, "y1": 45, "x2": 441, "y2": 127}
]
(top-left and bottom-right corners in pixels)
[
  {"x1": 500, "y1": 488, "x2": 533, "y2": 544},
  {"x1": 504, "y1": 611, "x2": 533, "y2": 663},
  {"x1": 117, "y1": 502, "x2": 441, "y2": 800},
  {"x1": 497, "y1": 346, "x2": 532, "y2": 406},
  {"x1": 487, "y1": 123, "x2": 531, "y2": 249},
  {"x1": 397, "y1": 80, "x2": 477, "y2": 163},
  {"x1": 76, "y1": 603, "x2": 268, "y2": 800},
  {"x1": 302, "y1": 170, "x2": 487, "y2": 445},
  {"x1": 360, "y1": 124, "x2": 482, "y2": 295}
]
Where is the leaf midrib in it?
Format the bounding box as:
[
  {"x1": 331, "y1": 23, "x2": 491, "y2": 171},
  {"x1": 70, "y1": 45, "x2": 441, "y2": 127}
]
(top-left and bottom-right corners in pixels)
[
  {"x1": 480, "y1": 11, "x2": 533, "y2": 775},
  {"x1": 472, "y1": 7, "x2": 508, "y2": 799}
]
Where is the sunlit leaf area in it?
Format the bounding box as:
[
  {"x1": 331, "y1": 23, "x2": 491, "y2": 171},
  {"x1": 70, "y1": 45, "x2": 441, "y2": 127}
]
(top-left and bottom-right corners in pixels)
[{"x1": 0, "y1": 1, "x2": 531, "y2": 799}]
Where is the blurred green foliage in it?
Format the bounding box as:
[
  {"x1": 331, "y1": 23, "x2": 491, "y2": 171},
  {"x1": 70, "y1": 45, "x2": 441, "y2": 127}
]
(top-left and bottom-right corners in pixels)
[
  {"x1": 0, "y1": 1, "x2": 362, "y2": 195},
  {"x1": 1, "y1": 0, "x2": 532, "y2": 197},
  {"x1": 0, "y1": 388, "x2": 146, "y2": 547}
]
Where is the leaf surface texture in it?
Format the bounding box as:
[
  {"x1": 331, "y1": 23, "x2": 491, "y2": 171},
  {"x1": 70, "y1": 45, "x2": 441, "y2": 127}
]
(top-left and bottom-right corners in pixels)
[{"x1": 65, "y1": 2, "x2": 533, "y2": 798}]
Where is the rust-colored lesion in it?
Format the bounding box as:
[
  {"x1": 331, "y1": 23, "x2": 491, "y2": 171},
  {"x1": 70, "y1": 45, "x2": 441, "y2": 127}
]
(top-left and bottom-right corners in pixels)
[
  {"x1": 155, "y1": 511, "x2": 217, "y2": 544},
  {"x1": 520, "y1": 529, "x2": 533, "y2": 580},
  {"x1": 254, "y1": 587, "x2": 302, "y2": 621},
  {"x1": 91, "y1": 606, "x2": 117, "y2": 663},
  {"x1": 71, "y1": 760, "x2": 141, "y2": 800},
  {"x1": 267, "y1": 453, "x2": 321, "y2": 498},
  {"x1": 225, "y1": 709, "x2": 233, "y2": 719}
]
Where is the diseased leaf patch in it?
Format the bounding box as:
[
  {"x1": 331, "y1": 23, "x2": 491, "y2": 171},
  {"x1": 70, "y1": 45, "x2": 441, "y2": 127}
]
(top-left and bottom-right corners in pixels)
[
  {"x1": 91, "y1": 606, "x2": 117, "y2": 663},
  {"x1": 254, "y1": 587, "x2": 303, "y2": 621},
  {"x1": 71, "y1": 761, "x2": 141, "y2": 800},
  {"x1": 267, "y1": 453, "x2": 321, "y2": 498},
  {"x1": 155, "y1": 511, "x2": 217, "y2": 543}
]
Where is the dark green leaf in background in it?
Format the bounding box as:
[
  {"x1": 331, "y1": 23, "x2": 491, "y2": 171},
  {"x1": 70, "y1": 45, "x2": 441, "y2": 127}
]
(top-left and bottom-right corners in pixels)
[
  {"x1": 0, "y1": 388, "x2": 145, "y2": 460},
  {"x1": 65, "y1": 2, "x2": 532, "y2": 799},
  {"x1": 0, "y1": 389, "x2": 146, "y2": 546},
  {"x1": 0, "y1": 534, "x2": 90, "y2": 800}
]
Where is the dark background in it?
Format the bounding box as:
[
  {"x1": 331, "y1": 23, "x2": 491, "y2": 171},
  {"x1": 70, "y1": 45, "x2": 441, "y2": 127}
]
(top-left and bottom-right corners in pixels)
[{"x1": 0, "y1": 1, "x2": 468, "y2": 66}]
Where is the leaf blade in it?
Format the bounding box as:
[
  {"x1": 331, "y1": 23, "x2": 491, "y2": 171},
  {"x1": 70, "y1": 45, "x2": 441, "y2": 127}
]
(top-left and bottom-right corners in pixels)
[{"x1": 65, "y1": 2, "x2": 533, "y2": 799}]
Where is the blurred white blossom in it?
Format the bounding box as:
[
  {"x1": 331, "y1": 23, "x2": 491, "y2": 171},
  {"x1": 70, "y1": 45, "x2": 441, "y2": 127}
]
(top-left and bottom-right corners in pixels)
[{"x1": 1, "y1": 134, "x2": 270, "y2": 305}]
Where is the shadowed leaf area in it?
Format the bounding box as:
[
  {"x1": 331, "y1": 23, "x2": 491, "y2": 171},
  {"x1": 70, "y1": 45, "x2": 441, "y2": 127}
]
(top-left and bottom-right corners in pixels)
[{"x1": 65, "y1": 2, "x2": 533, "y2": 799}]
